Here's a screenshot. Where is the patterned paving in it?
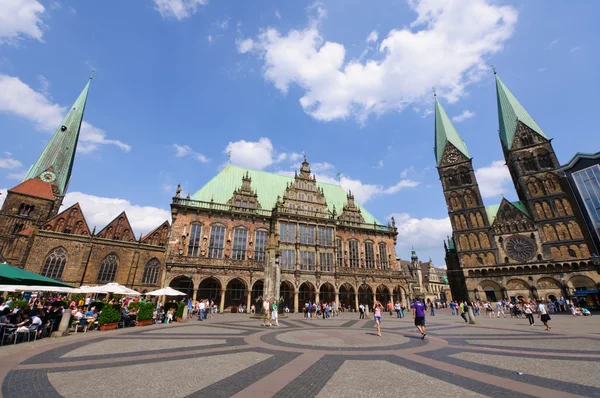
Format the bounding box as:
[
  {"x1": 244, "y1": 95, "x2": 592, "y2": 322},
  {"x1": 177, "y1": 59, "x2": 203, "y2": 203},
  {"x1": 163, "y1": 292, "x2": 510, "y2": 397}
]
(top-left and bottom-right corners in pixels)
[{"x1": 1, "y1": 311, "x2": 599, "y2": 397}]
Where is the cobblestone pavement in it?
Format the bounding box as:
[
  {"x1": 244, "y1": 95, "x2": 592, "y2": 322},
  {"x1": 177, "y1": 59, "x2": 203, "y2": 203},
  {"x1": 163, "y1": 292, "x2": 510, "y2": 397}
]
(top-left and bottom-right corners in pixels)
[{"x1": 1, "y1": 310, "x2": 599, "y2": 397}]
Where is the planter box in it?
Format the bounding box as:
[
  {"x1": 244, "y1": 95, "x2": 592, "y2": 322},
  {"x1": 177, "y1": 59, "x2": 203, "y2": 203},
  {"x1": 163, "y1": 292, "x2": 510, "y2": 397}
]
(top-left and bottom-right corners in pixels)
[
  {"x1": 99, "y1": 322, "x2": 118, "y2": 331},
  {"x1": 138, "y1": 319, "x2": 152, "y2": 326},
  {"x1": 175, "y1": 317, "x2": 182, "y2": 322}
]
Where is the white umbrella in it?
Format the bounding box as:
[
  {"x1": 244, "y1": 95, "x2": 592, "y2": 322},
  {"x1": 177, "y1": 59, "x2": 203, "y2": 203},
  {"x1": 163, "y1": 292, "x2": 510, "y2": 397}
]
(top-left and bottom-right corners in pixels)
[
  {"x1": 9, "y1": 285, "x2": 80, "y2": 293},
  {"x1": 145, "y1": 287, "x2": 186, "y2": 296},
  {"x1": 91, "y1": 283, "x2": 141, "y2": 296},
  {"x1": 0, "y1": 285, "x2": 18, "y2": 292}
]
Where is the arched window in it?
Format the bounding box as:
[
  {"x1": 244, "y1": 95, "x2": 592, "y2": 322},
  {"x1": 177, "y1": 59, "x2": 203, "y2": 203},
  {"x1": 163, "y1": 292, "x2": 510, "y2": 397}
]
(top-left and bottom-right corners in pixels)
[
  {"x1": 142, "y1": 258, "x2": 160, "y2": 285},
  {"x1": 536, "y1": 150, "x2": 553, "y2": 169},
  {"x1": 41, "y1": 247, "x2": 67, "y2": 280},
  {"x1": 522, "y1": 155, "x2": 537, "y2": 172},
  {"x1": 97, "y1": 253, "x2": 118, "y2": 283}
]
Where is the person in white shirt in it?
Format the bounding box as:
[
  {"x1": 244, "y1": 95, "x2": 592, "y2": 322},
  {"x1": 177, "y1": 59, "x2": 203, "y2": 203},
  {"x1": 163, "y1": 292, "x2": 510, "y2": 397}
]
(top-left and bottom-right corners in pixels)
[
  {"x1": 198, "y1": 301, "x2": 205, "y2": 321},
  {"x1": 538, "y1": 300, "x2": 551, "y2": 330},
  {"x1": 524, "y1": 303, "x2": 534, "y2": 326}
]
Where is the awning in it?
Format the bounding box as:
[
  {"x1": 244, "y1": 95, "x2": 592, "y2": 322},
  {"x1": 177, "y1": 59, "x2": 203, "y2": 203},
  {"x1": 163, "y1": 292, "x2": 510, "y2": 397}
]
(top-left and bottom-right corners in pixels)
[
  {"x1": 0, "y1": 262, "x2": 74, "y2": 288},
  {"x1": 573, "y1": 289, "x2": 599, "y2": 296},
  {"x1": 0, "y1": 285, "x2": 78, "y2": 293},
  {"x1": 145, "y1": 287, "x2": 186, "y2": 296}
]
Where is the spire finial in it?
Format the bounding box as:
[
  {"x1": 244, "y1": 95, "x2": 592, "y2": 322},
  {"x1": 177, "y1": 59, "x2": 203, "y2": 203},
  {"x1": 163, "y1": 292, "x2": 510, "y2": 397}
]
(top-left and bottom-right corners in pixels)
[
  {"x1": 227, "y1": 150, "x2": 232, "y2": 164},
  {"x1": 90, "y1": 69, "x2": 95, "y2": 80},
  {"x1": 490, "y1": 64, "x2": 497, "y2": 75},
  {"x1": 432, "y1": 86, "x2": 436, "y2": 97}
]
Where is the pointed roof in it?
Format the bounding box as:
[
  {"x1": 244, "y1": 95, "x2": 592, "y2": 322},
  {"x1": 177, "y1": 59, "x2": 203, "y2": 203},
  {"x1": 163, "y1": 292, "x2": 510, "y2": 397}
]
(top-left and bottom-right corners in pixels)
[
  {"x1": 495, "y1": 74, "x2": 547, "y2": 149},
  {"x1": 96, "y1": 211, "x2": 136, "y2": 242},
  {"x1": 43, "y1": 202, "x2": 91, "y2": 236},
  {"x1": 141, "y1": 220, "x2": 170, "y2": 246},
  {"x1": 24, "y1": 78, "x2": 92, "y2": 196},
  {"x1": 8, "y1": 178, "x2": 55, "y2": 200},
  {"x1": 485, "y1": 199, "x2": 531, "y2": 224},
  {"x1": 191, "y1": 164, "x2": 380, "y2": 224},
  {"x1": 434, "y1": 98, "x2": 470, "y2": 165}
]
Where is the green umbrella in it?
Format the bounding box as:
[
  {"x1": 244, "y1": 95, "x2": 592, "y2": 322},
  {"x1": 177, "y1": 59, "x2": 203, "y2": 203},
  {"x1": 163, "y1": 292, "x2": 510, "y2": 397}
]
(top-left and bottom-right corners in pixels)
[{"x1": 0, "y1": 262, "x2": 74, "y2": 288}]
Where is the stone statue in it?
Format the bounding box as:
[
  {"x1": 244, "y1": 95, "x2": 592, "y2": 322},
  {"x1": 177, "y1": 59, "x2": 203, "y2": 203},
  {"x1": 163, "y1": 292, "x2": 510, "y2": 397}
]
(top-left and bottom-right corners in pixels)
[{"x1": 175, "y1": 184, "x2": 182, "y2": 198}]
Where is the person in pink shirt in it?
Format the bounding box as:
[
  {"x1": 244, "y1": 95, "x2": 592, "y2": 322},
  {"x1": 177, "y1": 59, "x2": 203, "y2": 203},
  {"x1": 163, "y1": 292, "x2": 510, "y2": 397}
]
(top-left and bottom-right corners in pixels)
[{"x1": 374, "y1": 300, "x2": 383, "y2": 337}]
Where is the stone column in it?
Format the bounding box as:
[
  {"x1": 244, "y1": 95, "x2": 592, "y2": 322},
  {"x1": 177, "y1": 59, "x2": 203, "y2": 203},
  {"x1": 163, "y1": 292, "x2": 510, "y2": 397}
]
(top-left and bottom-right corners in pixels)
[
  {"x1": 193, "y1": 288, "x2": 198, "y2": 304},
  {"x1": 246, "y1": 291, "x2": 251, "y2": 310},
  {"x1": 52, "y1": 309, "x2": 72, "y2": 337},
  {"x1": 354, "y1": 292, "x2": 359, "y2": 312},
  {"x1": 220, "y1": 289, "x2": 226, "y2": 313},
  {"x1": 372, "y1": 292, "x2": 377, "y2": 308},
  {"x1": 315, "y1": 292, "x2": 320, "y2": 304},
  {"x1": 467, "y1": 305, "x2": 476, "y2": 324},
  {"x1": 335, "y1": 291, "x2": 340, "y2": 310},
  {"x1": 294, "y1": 290, "x2": 299, "y2": 313}
]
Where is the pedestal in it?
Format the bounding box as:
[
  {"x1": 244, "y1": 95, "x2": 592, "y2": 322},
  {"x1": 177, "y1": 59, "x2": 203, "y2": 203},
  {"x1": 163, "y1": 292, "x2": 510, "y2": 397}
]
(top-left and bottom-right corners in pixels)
[
  {"x1": 51, "y1": 309, "x2": 72, "y2": 337},
  {"x1": 467, "y1": 305, "x2": 476, "y2": 324},
  {"x1": 220, "y1": 289, "x2": 225, "y2": 313},
  {"x1": 294, "y1": 291, "x2": 299, "y2": 313}
]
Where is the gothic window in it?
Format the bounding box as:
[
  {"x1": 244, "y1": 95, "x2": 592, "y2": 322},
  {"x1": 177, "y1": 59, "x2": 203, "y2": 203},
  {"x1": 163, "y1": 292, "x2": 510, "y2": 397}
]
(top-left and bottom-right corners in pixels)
[
  {"x1": 41, "y1": 247, "x2": 67, "y2": 280},
  {"x1": 543, "y1": 224, "x2": 558, "y2": 241},
  {"x1": 562, "y1": 199, "x2": 573, "y2": 215},
  {"x1": 254, "y1": 230, "x2": 267, "y2": 262},
  {"x1": 569, "y1": 245, "x2": 582, "y2": 258},
  {"x1": 458, "y1": 168, "x2": 472, "y2": 185},
  {"x1": 308, "y1": 195, "x2": 313, "y2": 202},
  {"x1": 141, "y1": 258, "x2": 160, "y2": 285},
  {"x1": 554, "y1": 199, "x2": 566, "y2": 217},
  {"x1": 208, "y1": 225, "x2": 226, "y2": 259},
  {"x1": 319, "y1": 253, "x2": 334, "y2": 272},
  {"x1": 545, "y1": 173, "x2": 561, "y2": 193},
  {"x1": 317, "y1": 226, "x2": 333, "y2": 246},
  {"x1": 550, "y1": 246, "x2": 561, "y2": 259},
  {"x1": 536, "y1": 150, "x2": 553, "y2": 170},
  {"x1": 486, "y1": 252, "x2": 496, "y2": 265},
  {"x1": 580, "y1": 244, "x2": 591, "y2": 257},
  {"x1": 464, "y1": 190, "x2": 478, "y2": 207},
  {"x1": 535, "y1": 203, "x2": 545, "y2": 219},
  {"x1": 336, "y1": 238, "x2": 343, "y2": 267},
  {"x1": 478, "y1": 232, "x2": 490, "y2": 248},
  {"x1": 477, "y1": 256, "x2": 484, "y2": 265},
  {"x1": 280, "y1": 249, "x2": 295, "y2": 270},
  {"x1": 187, "y1": 224, "x2": 202, "y2": 256},
  {"x1": 12, "y1": 223, "x2": 24, "y2": 234},
  {"x1": 542, "y1": 202, "x2": 553, "y2": 218},
  {"x1": 364, "y1": 242, "x2": 375, "y2": 268},
  {"x1": 232, "y1": 228, "x2": 248, "y2": 260},
  {"x1": 97, "y1": 253, "x2": 118, "y2": 283},
  {"x1": 299, "y1": 224, "x2": 315, "y2": 244},
  {"x1": 474, "y1": 212, "x2": 483, "y2": 227},
  {"x1": 447, "y1": 174, "x2": 459, "y2": 188},
  {"x1": 450, "y1": 192, "x2": 462, "y2": 210},
  {"x1": 462, "y1": 254, "x2": 472, "y2": 266},
  {"x1": 469, "y1": 233, "x2": 480, "y2": 249},
  {"x1": 521, "y1": 131, "x2": 535, "y2": 147},
  {"x1": 555, "y1": 223, "x2": 571, "y2": 240},
  {"x1": 18, "y1": 204, "x2": 35, "y2": 217},
  {"x1": 379, "y1": 243, "x2": 388, "y2": 269},
  {"x1": 453, "y1": 215, "x2": 461, "y2": 229},
  {"x1": 560, "y1": 246, "x2": 570, "y2": 259},
  {"x1": 348, "y1": 240, "x2": 359, "y2": 267},
  {"x1": 459, "y1": 234, "x2": 470, "y2": 251},
  {"x1": 299, "y1": 251, "x2": 315, "y2": 271},
  {"x1": 469, "y1": 213, "x2": 477, "y2": 228},
  {"x1": 279, "y1": 222, "x2": 296, "y2": 243},
  {"x1": 568, "y1": 221, "x2": 583, "y2": 239},
  {"x1": 522, "y1": 155, "x2": 537, "y2": 172}
]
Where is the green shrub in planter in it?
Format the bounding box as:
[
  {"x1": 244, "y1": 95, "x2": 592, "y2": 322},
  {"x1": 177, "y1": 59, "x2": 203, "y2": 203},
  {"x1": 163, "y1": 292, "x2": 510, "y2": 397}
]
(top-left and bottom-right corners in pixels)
[
  {"x1": 98, "y1": 304, "x2": 121, "y2": 325},
  {"x1": 138, "y1": 302, "x2": 155, "y2": 321},
  {"x1": 89, "y1": 301, "x2": 104, "y2": 311},
  {"x1": 176, "y1": 302, "x2": 186, "y2": 318},
  {"x1": 10, "y1": 299, "x2": 29, "y2": 310},
  {"x1": 163, "y1": 302, "x2": 178, "y2": 313},
  {"x1": 128, "y1": 301, "x2": 142, "y2": 312}
]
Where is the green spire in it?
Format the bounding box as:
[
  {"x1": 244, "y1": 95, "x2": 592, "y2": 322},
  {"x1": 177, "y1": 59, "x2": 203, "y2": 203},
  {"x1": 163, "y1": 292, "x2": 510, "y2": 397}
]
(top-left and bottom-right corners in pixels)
[
  {"x1": 434, "y1": 97, "x2": 469, "y2": 165},
  {"x1": 495, "y1": 74, "x2": 547, "y2": 150},
  {"x1": 24, "y1": 77, "x2": 92, "y2": 195}
]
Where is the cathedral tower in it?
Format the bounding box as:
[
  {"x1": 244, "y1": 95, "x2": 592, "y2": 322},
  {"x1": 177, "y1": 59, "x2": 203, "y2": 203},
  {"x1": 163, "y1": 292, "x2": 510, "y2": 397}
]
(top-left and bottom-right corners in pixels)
[
  {"x1": 495, "y1": 74, "x2": 591, "y2": 261},
  {"x1": 435, "y1": 97, "x2": 497, "y2": 268}
]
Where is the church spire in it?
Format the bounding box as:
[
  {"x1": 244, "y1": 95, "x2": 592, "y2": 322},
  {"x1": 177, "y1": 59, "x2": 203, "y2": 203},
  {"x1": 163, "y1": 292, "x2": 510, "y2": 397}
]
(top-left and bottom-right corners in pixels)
[
  {"x1": 495, "y1": 74, "x2": 547, "y2": 150},
  {"x1": 434, "y1": 97, "x2": 469, "y2": 165},
  {"x1": 24, "y1": 77, "x2": 92, "y2": 196}
]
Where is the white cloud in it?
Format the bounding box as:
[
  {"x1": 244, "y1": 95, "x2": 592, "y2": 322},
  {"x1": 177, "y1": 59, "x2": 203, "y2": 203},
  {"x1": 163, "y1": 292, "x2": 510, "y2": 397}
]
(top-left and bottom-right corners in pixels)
[
  {"x1": 0, "y1": 155, "x2": 22, "y2": 169},
  {"x1": 311, "y1": 162, "x2": 334, "y2": 172},
  {"x1": 61, "y1": 192, "x2": 170, "y2": 236},
  {"x1": 207, "y1": 35, "x2": 213, "y2": 43},
  {"x1": 374, "y1": 160, "x2": 384, "y2": 169},
  {"x1": 173, "y1": 144, "x2": 209, "y2": 163},
  {"x1": 366, "y1": 30, "x2": 378, "y2": 43},
  {"x1": 389, "y1": 212, "x2": 451, "y2": 266},
  {"x1": 400, "y1": 166, "x2": 414, "y2": 178},
  {"x1": 275, "y1": 9, "x2": 281, "y2": 19},
  {"x1": 569, "y1": 46, "x2": 580, "y2": 53},
  {"x1": 546, "y1": 39, "x2": 558, "y2": 50},
  {"x1": 153, "y1": 0, "x2": 207, "y2": 20},
  {"x1": 7, "y1": 172, "x2": 25, "y2": 180},
  {"x1": 215, "y1": 17, "x2": 229, "y2": 30},
  {"x1": 0, "y1": 188, "x2": 7, "y2": 208},
  {"x1": 452, "y1": 109, "x2": 475, "y2": 123},
  {"x1": 0, "y1": 0, "x2": 45, "y2": 45},
  {"x1": 0, "y1": 74, "x2": 130, "y2": 153},
  {"x1": 537, "y1": 67, "x2": 546, "y2": 72},
  {"x1": 225, "y1": 137, "x2": 275, "y2": 169},
  {"x1": 236, "y1": 38, "x2": 254, "y2": 54},
  {"x1": 240, "y1": 0, "x2": 517, "y2": 123},
  {"x1": 475, "y1": 160, "x2": 512, "y2": 198}
]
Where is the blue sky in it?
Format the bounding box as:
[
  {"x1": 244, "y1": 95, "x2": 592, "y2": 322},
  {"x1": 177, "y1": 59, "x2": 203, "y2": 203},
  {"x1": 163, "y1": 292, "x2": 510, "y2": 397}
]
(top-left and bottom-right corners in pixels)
[{"x1": 0, "y1": 0, "x2": 598, "y2": 267}]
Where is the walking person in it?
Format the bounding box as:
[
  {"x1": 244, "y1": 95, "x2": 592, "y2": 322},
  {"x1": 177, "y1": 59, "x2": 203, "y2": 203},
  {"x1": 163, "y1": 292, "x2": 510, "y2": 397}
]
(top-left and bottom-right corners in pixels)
[
  {"x1": 411, "y1": 299, "x2": 427, "y2": 339},
  {"x1": 271, "y1": 298, "x2": 279, "y2": 327},
  {"x1": 429, "y1": 301, "x2": 435, "y2": 316},
  {"x1": 459, "y1": 301, "x2": 468, "y2": 323},
  {"x1": 262, "y1": 298, "x2": 271, "y2": 327},
  {"x1": 538, "y1": 300, "x2": 551, "y2": 330},
  {"x1": 197, "y1": 299, "x2": 205, "y2": 321},
  {"x1": 374, "y1": 301, "x2": 383, "y2": 337},
  {"x1": 359, "y1": 303, "x2": 365, "y2": 319},
  {"x1": 524, "y1": 302, "x2": 535, "y2": 326},
  {"x1": 496, "y1": 300, "x2": 505, "y2": 318},
  {"x1": 394, "y1": 302, "x2": 401, "y2": 318}
]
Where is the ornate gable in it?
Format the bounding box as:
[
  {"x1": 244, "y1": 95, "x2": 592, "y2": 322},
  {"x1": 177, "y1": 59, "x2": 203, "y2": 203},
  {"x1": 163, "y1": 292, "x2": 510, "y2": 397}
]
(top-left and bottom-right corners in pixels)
[
  {"x1": 42, "y1": 203, "x2": 91, "y2": 236},
  {"x1": 438, "y1": 142, "x2": 470, "y2": 168},
  {"x1": 339, "y1": 191, "x2": 365, "y2": 223},
  {"x1": 226, "y1": 171, "x2": 262, "y2": 209},
  {"x1": 96, "y1": 212, "x2": 136, "y2": 242},
  {"x1": 510, "y1": 121, "x2": 548, "y2": 151},
  {"x1": 280, "y1": 156, "x2": 328, "y2": 215},
  {"x1": 141, "y1": 221, "x2": 170, "y2": 247},
  {"x1": 492, "y1": 199, "x2": 535, "y2": 234}
]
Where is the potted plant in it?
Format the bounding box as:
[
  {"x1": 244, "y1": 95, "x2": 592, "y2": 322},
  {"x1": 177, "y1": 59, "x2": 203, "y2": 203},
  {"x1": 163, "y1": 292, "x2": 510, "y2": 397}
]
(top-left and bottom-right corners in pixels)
[
  {"x1": 137, "y1": 302, "x2": 155, "y2": 326},
  {"x1": 98, "y1": 304, "x2": 121, "y2": 331},
  {"x1": 175, "y1": 302, "x2": 186, "y2": 322}
]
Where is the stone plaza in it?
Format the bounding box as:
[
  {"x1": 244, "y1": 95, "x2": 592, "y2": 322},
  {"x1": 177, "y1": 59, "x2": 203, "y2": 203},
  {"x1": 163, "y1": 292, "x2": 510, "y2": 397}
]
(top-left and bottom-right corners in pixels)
[{"x1": 1, "y1": 309, "x2": 599, "y2": 397}]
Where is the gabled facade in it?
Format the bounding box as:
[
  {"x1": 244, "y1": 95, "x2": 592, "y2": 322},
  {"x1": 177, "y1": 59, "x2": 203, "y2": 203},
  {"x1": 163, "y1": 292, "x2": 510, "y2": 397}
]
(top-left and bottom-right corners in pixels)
[{"x1": 440, "y1": 74, "x2": 599, "y2": 306}]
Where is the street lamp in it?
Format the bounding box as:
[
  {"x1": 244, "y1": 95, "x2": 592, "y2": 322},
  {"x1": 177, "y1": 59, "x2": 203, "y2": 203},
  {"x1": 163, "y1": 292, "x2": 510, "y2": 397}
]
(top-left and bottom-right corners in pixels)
[{"x1": 592, "y1": 254, "x2": 600, "y2": 274}]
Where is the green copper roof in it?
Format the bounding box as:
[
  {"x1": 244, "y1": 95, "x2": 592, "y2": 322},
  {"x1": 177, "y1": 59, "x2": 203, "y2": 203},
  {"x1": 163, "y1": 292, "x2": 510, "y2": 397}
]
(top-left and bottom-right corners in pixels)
[
  {"x1": 485, "y1": 200, "x2": 531, "y2": 224},
  {"x1": 434, "y1": 98, "x2": 469, "y2": 165},
  {"x1": 495, "y1": 74, "x2": 547, "y2": 150},
  {"x1": 24, "y1": 79, "x2": 91, "y2": 196},
  {"x1": 191, "y1": 164, "x2": 380, "y2": 224}
]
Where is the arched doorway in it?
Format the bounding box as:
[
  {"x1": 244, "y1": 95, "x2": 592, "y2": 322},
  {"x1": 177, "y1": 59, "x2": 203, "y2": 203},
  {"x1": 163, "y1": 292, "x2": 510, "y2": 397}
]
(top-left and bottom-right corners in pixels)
[
  {"x1": 478, "y1": 280, "x2": 502, "y2": 302},
  {"x1": 376, "y1": 284, "x2": 390, "y2": 305},
  {"x1": 252, "y1": 280, "x2": 264, "y2": 302},
  {"x1": 169, "y1": 276, "x2": 194, "y2": 301},
  {"x1": 280, "y1": 281, "x2": 294, "y2": 312},
  {"x1": 358, "y1": 284, "x2": 373, "y2": 310},
  {"x1": 339, "y1": 283, "x2": 355, "y2": 310},
  {"x1": 393, "y1": 286, "x2": 405, "y2": 306},
  {"x1": 299, "y1": 282, "x2": 316, "y2": 304},
  {"x1": 197, "y1": 277, "x2": 221, "y2": 303},
  {"x1": 319, "y1": 282, "x2": 335, "y2": 303},
  {"x1": 224, "y1": 278, "x2": 247, "y2": 310}
]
